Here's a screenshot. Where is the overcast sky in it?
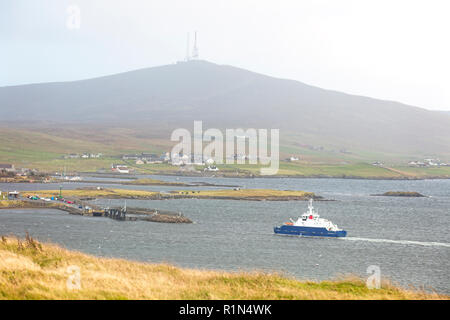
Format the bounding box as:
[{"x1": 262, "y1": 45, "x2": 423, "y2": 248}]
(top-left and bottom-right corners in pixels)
[{"x1": 2, "y1": 0, "x2": 449, "y2": 110}]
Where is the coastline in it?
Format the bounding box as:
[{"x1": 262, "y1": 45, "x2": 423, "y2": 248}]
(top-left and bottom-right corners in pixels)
[
  {"x1": 0, "y1": 200, "x2": 192, "y2": 223},
  {"x1": 115, "y1": 171, "x2": 450, "y2": 181},
  {"x1": 20, "y1": 188, "x2": 320, "y2": 201}
]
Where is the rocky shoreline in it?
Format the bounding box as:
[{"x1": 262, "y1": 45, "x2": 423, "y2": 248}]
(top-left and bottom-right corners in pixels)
[
  {"x1": 22, "y1": 187, "x2": 321, "y2": 202},
  {"x1": 163, "y1": 193, "x2": 322, "y2": 201},
  {"x1": 371, "y1": 191, "x2": 426, "y2": 197},
  {"x1": 52, "y1": 178, "x2": 241, "y2": 188},
  {"x1": 84, "y1": 171, "x2": 450, "y2": 181},
  {"x1": 126, "y1": 207, "x2": 192, "y2": 223}
]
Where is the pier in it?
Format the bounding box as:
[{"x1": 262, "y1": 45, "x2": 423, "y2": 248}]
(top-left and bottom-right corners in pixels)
[
  {"x1": 102, "y1": 207, "x2": 127, "y2": 221},
  {"x1": 1, "y1": 196, "x2": 192, "y2": 224}
]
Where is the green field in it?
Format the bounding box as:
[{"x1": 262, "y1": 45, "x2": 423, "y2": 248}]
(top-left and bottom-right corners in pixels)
[
  {"x1": 210, "y1": 162, "x2": 450, "y2": 179},
  {"x1": 0, "y1": 126, "x2": 170, "y2": 171},
  {"x1": 3, "y1": 155, "x2": 450, "y2": 179},
  {"x1": 1, "y1": 126, "x2": 449, "y2": 178},
  {"x1": 389, "y1": 166, "x2": 450, "y2": 178}
]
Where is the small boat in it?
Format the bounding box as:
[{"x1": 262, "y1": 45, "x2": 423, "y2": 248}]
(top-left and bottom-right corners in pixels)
[{"x1": 274, "y1": 199, "x2": 347, "y2": 237}]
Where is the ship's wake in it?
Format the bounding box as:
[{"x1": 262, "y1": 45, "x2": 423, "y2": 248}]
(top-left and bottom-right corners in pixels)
[{"x1": 343, "y1": 237, "x2": 450, "y2": 248}]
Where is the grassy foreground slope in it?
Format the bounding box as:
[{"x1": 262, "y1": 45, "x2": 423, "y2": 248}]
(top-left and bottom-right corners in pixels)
[{"x1": 0, "y1": 236, "x2": 446, "y2": 300}]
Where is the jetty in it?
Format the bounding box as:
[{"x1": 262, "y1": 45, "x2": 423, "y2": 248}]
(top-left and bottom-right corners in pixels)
[{"x1": 0, "y1": 199, "x2": 192, "y2": 223}]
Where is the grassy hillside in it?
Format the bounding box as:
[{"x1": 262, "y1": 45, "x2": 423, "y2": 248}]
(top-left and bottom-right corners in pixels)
[
  {"x1": 0, "y1": 236, "x2": 446, "y2": 300},
  {"x1": 2, "y1": 61, "x2": 450, "y2": 159},
  {"x1": 209, "y1": 162, "x2": 450, "y2": 179},
  {"x1": 0, "y1": 126, "x2": 171, "y2": 171},
  {"x1": 1, "y1": 126, "x2": 449, "y2": 177}
]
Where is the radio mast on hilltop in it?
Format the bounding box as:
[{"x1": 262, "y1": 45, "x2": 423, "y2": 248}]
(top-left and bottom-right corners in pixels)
[
  {"x1": 191, "y1": 31, "x2": 199, "y2": 60},
  {"x1": 185, "y1": 32, "x2": 191, "y2": 61},
  {"x1": 183, "y1": 31, "x2": 199, "y2": 61}
]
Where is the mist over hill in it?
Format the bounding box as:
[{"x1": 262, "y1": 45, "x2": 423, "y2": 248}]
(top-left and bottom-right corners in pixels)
[{"x1": 1, "y1": 60, "x2": 449, "y2": 160}]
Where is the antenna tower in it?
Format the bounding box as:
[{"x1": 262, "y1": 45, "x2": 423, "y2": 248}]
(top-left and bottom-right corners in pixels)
[
  {"x1": 185, "y1": 32, "x2": 190, "y2": 61},
  {"x1": 192, "y1": 31, "x2": 199, "y2": 59}
]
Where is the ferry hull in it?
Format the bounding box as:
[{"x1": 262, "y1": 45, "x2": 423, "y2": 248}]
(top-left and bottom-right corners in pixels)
[{"x1": 274, "y1": 225, "x2": 347, "y2": 237}]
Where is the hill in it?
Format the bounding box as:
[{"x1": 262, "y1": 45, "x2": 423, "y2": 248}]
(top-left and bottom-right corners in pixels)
[{"x1": 1, "y1": 60, "x2": 449, "y2": 161}]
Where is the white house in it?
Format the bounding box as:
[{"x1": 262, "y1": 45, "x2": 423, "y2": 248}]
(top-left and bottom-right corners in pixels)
[
  {"x1": 112, "y1": 164, "x2": 130, "y2": 174},
  {"x1": 116, "y1": 166, "x2": 130, "y2": 174},
  {"x1": 0, "y1": 164, "x2": 15, "y2": 173}
]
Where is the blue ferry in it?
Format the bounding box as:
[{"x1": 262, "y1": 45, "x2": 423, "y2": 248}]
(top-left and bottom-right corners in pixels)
[{"x1": 274, "y1": 199, "x2": 347, "y2": 237}]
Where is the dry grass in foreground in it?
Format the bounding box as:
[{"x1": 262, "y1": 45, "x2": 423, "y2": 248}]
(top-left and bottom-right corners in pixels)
[{"x1": 0, "y1": 235, "x2": 447, "y2": 300}]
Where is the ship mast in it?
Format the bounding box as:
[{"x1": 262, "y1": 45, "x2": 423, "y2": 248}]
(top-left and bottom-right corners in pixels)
[{"x1": 308, "y1": 198, "x2": 314, "y2": 213}]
